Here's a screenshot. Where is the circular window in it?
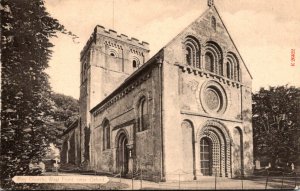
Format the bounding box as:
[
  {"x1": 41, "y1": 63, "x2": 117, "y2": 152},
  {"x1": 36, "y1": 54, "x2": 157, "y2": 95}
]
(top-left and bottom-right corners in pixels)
[
  {"x1": 200, "y1": 81, "x2": 227, "y2": 114},
  {"x1": 205, "y1": 88, "x2": 221, "y2": 111}
]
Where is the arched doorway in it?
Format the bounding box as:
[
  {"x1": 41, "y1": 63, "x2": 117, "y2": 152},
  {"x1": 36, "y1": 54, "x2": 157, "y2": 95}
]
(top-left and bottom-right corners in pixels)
[
  {"x1": 198, "y1": 121, "x2": 232, "y2": 177},
  {"x1": 116, "y1": 133, "x2": 129, "y2": 176},
  {"x1": 200, "y1": 137, "x2": 212, "y2": 175}
]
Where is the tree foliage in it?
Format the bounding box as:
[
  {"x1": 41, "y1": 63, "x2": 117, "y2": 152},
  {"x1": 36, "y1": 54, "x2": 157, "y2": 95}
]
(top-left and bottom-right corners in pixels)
[
  {"x1": 51, "y1": 93, "x2": 79, "y2": 126},
  {"x1": 252, "y1": 85, "x2": 300, "y2": 168},
  {"x1": 1, "y1": 0, "x2": 76, "y2": 189},
  {"x1": 47, "y1": 93, "x2": 79, "y2": 148}
]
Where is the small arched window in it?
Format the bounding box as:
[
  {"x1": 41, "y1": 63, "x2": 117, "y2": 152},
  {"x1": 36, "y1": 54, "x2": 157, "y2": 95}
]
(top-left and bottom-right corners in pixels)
[
  {"x1": 133, "y1": 60, "x2": 137, "y2": 68},
  {"x1": 132, "y1": 57, "x2": 140, "y2": 69},
  {"x1": 211, "y1": 16, "x2": 216, "y2": 31},
  {"x1": 132, "y1": 58, "x2": 140, "y2": 69},
  {"x1": 205, "y1": 41, "x2": 223, "y2": 75},
  {"x1": 186, "y1": 46, "x2": 193, "y2": 66},
  {"x1": 184, "y1": 36, "x2": 200, "y2": 68},
  {"x1": 205, "y1": 52, "x2": 214, "y2": 72},
  {"x1": 103, "y1": 119, "x2": 110, "y2": 150},
  {"x1": 108, "y1": 49, "x2": 118, "y2": 58},
  {"x1": 226, "y1": 62, "x2": 231, "y2": 79},
  {"x1": 226, "y1": 52, "x2": 239, "y2": 81},
  {"x1": 138, "y1": 97, "x2": 148, "y2": 132}
]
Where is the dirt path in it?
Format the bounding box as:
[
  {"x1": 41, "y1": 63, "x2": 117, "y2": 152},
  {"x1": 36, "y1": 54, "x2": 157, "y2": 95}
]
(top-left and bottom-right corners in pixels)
[{"x1": 39, "y1": 172, "x2": 299, "y2": 190}]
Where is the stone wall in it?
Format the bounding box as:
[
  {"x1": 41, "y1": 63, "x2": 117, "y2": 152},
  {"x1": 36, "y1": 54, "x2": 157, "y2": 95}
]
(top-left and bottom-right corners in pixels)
[
  {"x1": 60, "y1": 121, "x2": 82, "y2": 165},
  {"x1": 90, "y1": 60, "x2": 163, "y2": 180},
  {"x1": 73, "y1": 5, "x2": 253, "y2": 182},
  {"x1": 161, "y1": 6, "x2": 253, "y2": 181},
  {"x1": 78, "y1": 25, "x2": 150, "y2": 165}
]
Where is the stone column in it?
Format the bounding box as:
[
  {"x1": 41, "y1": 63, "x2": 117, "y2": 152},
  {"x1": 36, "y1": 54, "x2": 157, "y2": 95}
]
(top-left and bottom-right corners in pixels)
[
  {"x1": 226, "y1": 142, "x2": 231, "y2": 177},
  {"x1": 220, "y1": 143, "x2": 225, "y2": 177},
  {"x1": 200, "y1": 46, "x2": 205, "y2": 69},
  {"x1": 223, "y1": 50, "x2": 227, "y2": 77}
]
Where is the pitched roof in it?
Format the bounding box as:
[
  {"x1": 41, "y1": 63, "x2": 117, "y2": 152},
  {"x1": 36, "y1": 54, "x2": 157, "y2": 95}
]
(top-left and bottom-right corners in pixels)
[
  {"x1": 90, "y1": 3, "x2": 253, "y2": 114},
  {"x1": 61, "y1": 119, "x2": 79, "y2": 136}
]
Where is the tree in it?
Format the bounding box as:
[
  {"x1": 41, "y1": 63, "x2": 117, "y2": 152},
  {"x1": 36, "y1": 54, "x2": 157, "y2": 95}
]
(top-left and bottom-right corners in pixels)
[
  {"x1": 1, "y1": 0, "x2": 76, "y2": 189},
  {"x1": 47, "y1": 93, "x2": 79, "y2": 148},
  {"x1": 50, "y1": 93, "x2": 79, "y2": 127},
  {"x1": 252, "y1": 85, "x2": 300, "y2": 169}
]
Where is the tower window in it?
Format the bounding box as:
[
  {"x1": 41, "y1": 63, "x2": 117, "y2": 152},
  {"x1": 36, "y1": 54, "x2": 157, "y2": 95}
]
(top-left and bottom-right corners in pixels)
[
  {"x1": 133, "y1": 60, "x2": 137, "y2": 68},
  {"x1": 108, "y1": 48, "x2": 118, "y2": 57},
  {"x1": 132, "y1": 58, "x2": 140, "y2": 69}
]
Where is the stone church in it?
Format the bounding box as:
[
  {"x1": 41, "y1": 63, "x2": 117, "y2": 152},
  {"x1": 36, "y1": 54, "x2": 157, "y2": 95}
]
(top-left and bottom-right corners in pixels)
[{"x1": 61, "y1": 1, "x2": 253, "y2": 181}]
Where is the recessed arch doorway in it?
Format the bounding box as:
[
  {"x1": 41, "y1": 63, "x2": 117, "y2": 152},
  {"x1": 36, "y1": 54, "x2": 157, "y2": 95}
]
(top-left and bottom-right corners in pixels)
[
  {"x1": 116, "y1": 132, "x2": 129, "y2": 176},
  {"x1": 198, "y1": 121, "x2": 232, "y2": 177}
]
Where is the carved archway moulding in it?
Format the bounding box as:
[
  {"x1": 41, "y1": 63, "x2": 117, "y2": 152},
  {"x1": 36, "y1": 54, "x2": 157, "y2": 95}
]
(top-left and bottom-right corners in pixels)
[
  {"x1": 114, "y1": 128, "x2": 130, "y2": 148},
  {"x1": 196, "y1": 120, "x2": 232, "y2": 144}
]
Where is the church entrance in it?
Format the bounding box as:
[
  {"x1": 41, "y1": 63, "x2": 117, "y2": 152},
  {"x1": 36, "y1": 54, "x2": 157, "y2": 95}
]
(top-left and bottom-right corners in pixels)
[
  {"x1": 198, "y1": 123, "x2": 232, "y2": 177},
  {"x1": 200, "y1": 137, "x2": 212, "y2": 176},
  {"x1": 116, "y1": 133, "x2": 129, "y2": 176}
]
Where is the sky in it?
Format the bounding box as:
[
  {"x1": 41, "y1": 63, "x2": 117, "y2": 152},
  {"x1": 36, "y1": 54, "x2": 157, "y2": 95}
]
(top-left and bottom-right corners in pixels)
[{"x1": 44, "y1": 0, "x2": 300, "y2": 99}]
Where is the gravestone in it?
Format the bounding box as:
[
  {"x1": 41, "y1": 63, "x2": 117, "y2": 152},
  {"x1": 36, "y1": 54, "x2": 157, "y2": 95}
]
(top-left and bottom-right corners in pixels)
[{"x1": 255, "y1": 160, "x2": 261, "y2": 169}]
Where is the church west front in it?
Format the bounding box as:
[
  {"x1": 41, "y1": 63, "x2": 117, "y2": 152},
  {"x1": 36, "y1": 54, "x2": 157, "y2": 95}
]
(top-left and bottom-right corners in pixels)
[{"x1": 61, "y1": 1, "x2": 254, "y2": 182}]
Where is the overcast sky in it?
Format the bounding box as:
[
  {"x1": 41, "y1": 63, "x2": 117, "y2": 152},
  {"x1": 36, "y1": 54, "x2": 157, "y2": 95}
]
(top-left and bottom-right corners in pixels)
[{"x1": 44, "y1": 0, "x2": 300, "y2": 99}]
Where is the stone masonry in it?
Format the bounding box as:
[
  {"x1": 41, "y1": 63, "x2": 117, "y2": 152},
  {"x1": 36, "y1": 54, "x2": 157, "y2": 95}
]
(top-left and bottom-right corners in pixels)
[{"x1": 61, "y1": 2, "x2": 253, "y2": 182}]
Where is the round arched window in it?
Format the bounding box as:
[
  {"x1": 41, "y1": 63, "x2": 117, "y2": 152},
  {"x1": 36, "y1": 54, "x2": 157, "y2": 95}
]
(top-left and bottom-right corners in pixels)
[
  {"x1": 132, "y1": 58, "x2": 140, "y2": 69},
  {"x1": 205, "y1": 52, "x2": 214, "y2": 72},
  {"x1": 133, "y1": 60, "x2": 137, "y2": 68}
]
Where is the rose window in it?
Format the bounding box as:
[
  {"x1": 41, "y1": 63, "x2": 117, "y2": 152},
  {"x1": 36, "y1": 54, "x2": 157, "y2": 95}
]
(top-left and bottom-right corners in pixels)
[{"x1": 200, "y1": 81, "x2": 227, "y2": 114}]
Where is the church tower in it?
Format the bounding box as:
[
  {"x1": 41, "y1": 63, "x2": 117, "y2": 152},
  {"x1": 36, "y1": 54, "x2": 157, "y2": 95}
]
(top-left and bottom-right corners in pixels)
[{"x1": 79, "y1": 25, "x2": 150, "y2": 162}]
